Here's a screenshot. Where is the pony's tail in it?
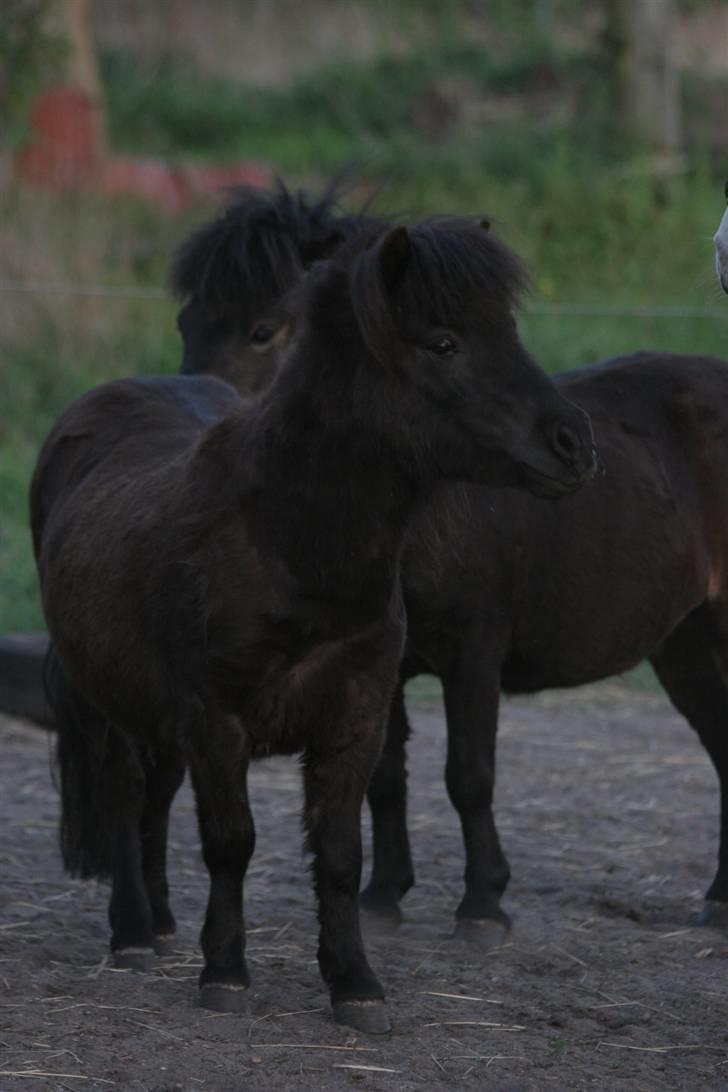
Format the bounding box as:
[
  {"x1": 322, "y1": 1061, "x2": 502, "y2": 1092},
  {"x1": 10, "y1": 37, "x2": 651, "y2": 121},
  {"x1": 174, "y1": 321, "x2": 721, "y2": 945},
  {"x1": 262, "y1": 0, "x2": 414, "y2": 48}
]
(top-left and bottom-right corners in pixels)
[{"x1": 46, "y1": 645, "x2": 136, "y2": 880}]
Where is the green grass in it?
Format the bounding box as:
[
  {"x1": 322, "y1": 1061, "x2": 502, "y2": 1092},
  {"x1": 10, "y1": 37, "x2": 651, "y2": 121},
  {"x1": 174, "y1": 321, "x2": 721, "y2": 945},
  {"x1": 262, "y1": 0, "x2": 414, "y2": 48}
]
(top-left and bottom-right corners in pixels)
[{"x1": 2, "y1": 31, "x2": 727, "y2": 659}]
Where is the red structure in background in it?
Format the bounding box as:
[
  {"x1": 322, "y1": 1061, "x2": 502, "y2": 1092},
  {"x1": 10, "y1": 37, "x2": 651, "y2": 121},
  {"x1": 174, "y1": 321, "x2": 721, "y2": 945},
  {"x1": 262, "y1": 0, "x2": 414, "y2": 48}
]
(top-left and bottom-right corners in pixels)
[{"x1": 15, "y1": 87, "x2": 272, "y2": 210}]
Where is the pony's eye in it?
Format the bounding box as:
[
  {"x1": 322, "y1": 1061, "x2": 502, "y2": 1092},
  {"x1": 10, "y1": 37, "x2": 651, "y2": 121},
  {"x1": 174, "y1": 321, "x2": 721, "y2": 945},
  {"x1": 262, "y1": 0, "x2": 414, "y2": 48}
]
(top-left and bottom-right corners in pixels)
[
  {"x1": 428, "y1": 336, "x2": 457, "y2": 357},
  {"x1": 250, "y1": 325, "x2": 275, "y2": 346}
]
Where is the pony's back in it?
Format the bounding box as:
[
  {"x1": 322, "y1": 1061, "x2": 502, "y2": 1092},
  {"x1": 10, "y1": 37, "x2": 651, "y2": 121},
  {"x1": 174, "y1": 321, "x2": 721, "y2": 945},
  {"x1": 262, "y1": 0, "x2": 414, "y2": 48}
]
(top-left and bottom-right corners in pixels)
[{"x1": 31, "y1": 375, "x2": 239, "y2": 557}]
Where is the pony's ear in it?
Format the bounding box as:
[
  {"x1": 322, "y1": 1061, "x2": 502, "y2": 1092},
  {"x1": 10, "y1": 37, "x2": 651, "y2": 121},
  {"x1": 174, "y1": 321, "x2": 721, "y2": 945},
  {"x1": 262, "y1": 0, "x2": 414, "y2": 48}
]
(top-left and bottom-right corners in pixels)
[
  {"x1": 349, "y1": 226, "x2": 411, "y2": 367},
  {"x1": 378, "y1": 226, "x2": 412, "y2": 294}
]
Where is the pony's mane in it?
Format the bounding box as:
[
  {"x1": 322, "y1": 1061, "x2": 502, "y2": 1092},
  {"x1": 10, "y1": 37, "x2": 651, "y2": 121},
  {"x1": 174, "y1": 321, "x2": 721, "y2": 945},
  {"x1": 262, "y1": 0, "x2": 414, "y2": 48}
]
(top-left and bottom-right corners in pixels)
[
  {"x1": 347, "y1": 216, "x2": 530, "y2": 367},
  {"x1": 402, "y1": 216, "x2": 529, "y2": 323},
  {"x1": 171, "y1": 179, "x2": 376, "y2": 329}
]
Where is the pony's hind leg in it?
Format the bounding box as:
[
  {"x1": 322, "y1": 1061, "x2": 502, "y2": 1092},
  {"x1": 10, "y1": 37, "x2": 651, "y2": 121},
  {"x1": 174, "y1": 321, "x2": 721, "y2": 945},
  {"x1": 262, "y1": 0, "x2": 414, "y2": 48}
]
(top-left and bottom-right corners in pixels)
[
  {"x1": 650, "y1": 603, "x2": 728, "y2": 928},
  {"x1": 141, "y1": 744, "x2": 186, "y2": 955},
  {"x1": 188, "y1": 712, "x2": 254, "y2": 1014},
  {"x1": 49, "y1": 649, "x2": 155, "y2": 968},
  {"x1": 360, "y1": 683, "x2": 414, "y2": 925},
  {"x1": 106, "y1": 727, "x2": 157, "y2": 969}
]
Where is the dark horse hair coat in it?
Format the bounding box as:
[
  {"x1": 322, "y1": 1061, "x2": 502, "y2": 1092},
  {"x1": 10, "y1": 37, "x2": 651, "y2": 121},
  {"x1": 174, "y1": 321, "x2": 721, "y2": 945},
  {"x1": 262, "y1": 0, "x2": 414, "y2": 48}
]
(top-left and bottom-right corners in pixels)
[{"x1": 33, "y1": 215, "x2": 595, "y2": 1033}]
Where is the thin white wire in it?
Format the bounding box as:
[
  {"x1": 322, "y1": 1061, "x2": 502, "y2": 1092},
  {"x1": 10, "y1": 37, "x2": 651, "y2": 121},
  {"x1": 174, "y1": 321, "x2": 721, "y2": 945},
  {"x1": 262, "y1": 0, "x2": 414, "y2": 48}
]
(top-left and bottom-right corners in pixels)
[{"x1": 527, "y1": 302, "x2": 727, "y2": 319}]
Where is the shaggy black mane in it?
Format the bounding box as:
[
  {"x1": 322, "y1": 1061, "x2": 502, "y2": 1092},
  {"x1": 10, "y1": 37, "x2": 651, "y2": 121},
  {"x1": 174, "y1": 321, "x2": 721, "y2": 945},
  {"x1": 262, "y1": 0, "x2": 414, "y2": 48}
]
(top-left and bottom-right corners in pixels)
[{"x1": 171, "y1": 179, "x2": 376, "y2": 330}]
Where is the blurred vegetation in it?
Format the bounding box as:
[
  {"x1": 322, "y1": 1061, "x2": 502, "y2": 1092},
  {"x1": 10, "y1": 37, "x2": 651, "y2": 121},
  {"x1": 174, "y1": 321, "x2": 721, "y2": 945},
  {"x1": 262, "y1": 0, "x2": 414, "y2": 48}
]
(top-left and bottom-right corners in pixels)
[
  {"x1": 100, "y1": 39, "x2": 600, "y2": 167},
  {"x1": 1, "y1": 1, "x2": 727, "y2": 687},
  {"x1": 0, "y1": 0, "x2": 67, "y2": 148}
]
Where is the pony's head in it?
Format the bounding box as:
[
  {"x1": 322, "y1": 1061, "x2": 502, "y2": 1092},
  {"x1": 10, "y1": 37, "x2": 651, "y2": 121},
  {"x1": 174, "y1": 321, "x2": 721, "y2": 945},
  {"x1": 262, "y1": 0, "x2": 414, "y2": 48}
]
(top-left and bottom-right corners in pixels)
[
  {"x1": 290, "y1": 216, "x2": 597, "y2": 496},
  {"x1": 171, "y1": 180, "x2": 377, "y2": 395}
]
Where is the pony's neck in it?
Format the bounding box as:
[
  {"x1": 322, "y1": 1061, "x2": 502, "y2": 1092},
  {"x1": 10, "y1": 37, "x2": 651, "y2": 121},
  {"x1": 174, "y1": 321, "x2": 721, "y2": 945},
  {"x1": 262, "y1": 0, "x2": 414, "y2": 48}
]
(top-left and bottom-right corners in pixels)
[{"x1": 248, "y1": 353, "x2": 421, "y2": 607}]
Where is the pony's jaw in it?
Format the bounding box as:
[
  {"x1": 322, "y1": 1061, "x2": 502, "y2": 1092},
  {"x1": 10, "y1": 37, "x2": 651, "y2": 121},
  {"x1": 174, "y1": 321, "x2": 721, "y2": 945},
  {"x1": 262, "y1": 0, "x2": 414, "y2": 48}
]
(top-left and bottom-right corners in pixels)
[{"x1": 516, "y1": 460, "x2": 591, "y2": 499}]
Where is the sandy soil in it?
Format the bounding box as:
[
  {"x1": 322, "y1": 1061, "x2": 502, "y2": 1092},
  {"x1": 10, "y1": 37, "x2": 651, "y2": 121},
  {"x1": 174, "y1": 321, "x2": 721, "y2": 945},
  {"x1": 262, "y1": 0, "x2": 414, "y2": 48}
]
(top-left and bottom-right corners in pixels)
[{"x1": 2, "y1": 688, "x2": 728, "y2": 1091}]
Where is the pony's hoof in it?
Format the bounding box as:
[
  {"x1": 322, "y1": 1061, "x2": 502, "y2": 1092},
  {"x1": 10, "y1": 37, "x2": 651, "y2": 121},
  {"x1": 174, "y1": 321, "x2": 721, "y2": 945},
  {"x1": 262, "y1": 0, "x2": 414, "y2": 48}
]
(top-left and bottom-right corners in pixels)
[
  {"x1": 153, "y1": 934, "x2": 176, "y2": 956},
  {"x1": 200, "y1": 983, "x2": 250, "y2": 1014},
  {"x1": 453, "y1": 917, "x2": 510, "y2": 950},
  {"x1": 333, "y1": 999, "x2": 391, "y2": 1035},
  {"x1": 113, "y1": 946, "x2": 156, "y2": 971},
  {"x1": 690, "y1": 900, "x2": 728, "y2": 930}
]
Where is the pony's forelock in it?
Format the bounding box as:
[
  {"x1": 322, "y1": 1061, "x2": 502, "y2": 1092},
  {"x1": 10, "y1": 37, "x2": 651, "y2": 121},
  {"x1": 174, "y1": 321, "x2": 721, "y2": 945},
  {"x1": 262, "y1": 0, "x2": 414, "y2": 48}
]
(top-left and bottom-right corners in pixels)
[{"x1": 348, "y1": 217, "x2": 529, "y2": 367}]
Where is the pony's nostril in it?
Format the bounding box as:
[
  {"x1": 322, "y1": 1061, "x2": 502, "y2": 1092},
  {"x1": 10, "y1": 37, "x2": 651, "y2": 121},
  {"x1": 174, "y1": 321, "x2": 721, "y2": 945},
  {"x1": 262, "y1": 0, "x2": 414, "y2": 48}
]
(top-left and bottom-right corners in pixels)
[{"x1": 552, "y1": 423, "x2": 580, "y2": 462}]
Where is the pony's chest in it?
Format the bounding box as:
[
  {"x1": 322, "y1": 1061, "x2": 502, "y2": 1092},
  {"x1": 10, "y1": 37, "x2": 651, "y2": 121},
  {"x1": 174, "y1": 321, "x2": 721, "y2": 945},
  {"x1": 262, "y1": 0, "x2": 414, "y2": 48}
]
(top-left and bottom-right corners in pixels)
[
  {"x1": 202, "y1": 535, "x2": 405, "y2": 749},
  {"x1": 210, "y1": 608, "x2": 405, "y2": 754}
]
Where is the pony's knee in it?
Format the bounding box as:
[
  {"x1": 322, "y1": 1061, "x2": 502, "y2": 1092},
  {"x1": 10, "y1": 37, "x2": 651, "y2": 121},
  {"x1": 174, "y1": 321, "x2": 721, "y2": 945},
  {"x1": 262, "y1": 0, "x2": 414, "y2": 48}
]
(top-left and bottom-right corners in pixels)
[{"x1": 445, "y1": 756, "x2": 494, "y2": 813}]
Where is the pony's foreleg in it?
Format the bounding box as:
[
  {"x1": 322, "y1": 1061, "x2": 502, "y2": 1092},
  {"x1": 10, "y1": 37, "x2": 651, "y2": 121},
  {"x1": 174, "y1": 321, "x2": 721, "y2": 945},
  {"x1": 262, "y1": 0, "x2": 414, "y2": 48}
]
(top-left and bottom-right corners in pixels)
[
  {"x1": 141, "y1": 744, "x2": 186, "y2": 954},
  {"x1": 651, "y1": 605, "x2": 728, "y2": 927},
  {"x1": 303, "y1": 722, "x2": 391, "y2": 1035},
  {"x1": 189, "y1": 714, "x2": 254, "y2": 1013},
  {"x1": 360, "y1": 683, "x2": 414, "y2": 924},
  {"x1": 442, "y1": 642, "x2": 511, "y2": 947}
]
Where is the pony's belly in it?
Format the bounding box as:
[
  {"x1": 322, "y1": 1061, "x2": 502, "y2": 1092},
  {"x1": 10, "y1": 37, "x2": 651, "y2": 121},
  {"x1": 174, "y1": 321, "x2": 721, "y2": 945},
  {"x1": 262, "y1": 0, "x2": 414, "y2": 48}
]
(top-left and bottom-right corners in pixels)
[
  {"x1": 501, "y1": 647, "x2": 645, "y2": 694},
  {"x1": 504, "y1": 579, "x2": 704, "y2": 694}
]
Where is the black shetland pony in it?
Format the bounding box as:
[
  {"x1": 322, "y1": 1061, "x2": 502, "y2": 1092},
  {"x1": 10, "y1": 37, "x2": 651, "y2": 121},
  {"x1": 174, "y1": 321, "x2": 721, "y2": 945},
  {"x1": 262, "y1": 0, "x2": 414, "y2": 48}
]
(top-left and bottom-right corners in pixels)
[
  {"x1": 33, "y1": 218, "x2": 595, "y2": 1033},
  {"x1": 172, "y1": 189, "x2": 728, "y2": 941}
]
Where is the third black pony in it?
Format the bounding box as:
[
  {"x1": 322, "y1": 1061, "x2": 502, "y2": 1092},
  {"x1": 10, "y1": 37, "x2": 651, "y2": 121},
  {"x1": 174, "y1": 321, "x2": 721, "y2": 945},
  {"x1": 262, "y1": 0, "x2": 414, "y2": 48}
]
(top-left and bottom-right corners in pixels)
[{"x1": 35, "y1": 216, "x2": 594, "y2": 1032}]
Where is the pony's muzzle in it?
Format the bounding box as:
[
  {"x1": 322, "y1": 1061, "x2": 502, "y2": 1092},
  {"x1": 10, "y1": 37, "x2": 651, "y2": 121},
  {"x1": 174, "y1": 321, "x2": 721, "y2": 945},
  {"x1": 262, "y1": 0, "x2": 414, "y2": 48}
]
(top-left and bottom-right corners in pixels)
[{"x1": 551, "y1": 422, "x2": 581, "y2": 463}]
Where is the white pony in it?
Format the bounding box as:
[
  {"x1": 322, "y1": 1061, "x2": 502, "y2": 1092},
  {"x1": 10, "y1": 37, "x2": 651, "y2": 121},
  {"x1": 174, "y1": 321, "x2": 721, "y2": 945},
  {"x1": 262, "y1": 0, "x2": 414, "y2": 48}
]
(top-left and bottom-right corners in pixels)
[{"x1": 715, "y1": 181, "x2": 728, "y2": 292}]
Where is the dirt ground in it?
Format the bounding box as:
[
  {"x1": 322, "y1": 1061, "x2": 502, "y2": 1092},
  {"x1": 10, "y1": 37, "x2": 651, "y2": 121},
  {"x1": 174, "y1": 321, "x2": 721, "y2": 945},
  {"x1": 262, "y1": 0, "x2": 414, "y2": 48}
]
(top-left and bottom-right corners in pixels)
[{"x1": 2, "y1": 687, "x2": 728, "y2": 1091}]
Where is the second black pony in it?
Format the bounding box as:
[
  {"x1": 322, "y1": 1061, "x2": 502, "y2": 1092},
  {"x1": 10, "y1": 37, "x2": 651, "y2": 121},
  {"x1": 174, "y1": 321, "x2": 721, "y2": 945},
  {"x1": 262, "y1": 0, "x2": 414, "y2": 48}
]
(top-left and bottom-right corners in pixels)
[{"x1": 34, "y1": 216, "x2": 595, "y2": 1032}]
